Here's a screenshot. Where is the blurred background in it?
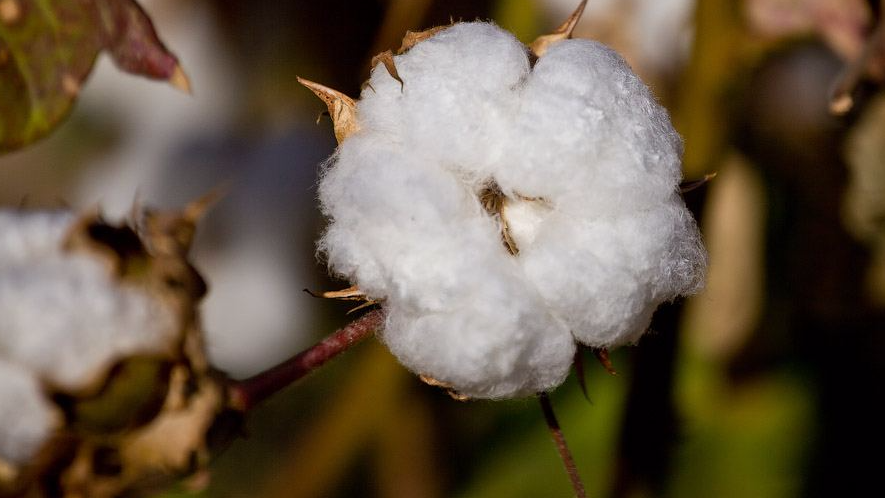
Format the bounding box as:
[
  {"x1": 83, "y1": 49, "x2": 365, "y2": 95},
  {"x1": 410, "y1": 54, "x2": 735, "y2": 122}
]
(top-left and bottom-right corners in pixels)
[{"x1": 2, "y1": 0, "x2": 884, "y2": 496}]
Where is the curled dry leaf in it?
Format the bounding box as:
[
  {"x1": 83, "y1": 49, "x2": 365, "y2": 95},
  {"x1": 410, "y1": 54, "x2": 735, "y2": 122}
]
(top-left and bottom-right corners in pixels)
[
  {"x1": 0, "y1": 0, "x2": 187, "y2": 152},
  {"x1": 297, "y1": 76, "x2": 359, "y2": 144},
  {"x1": 529, "y1": 0, "x2": 588, "y2": 58},
  {"x1": 679, "y1": 172, "x2": 718, "y2": 193},
  {"x1": 398, "y1": 25, "x2": 448, "y2": 54},
  {"x1": 371, "y1": 49, "x2": 403, "y2": 89},
  {"x1": 593, "y1": 348, "x2": 617, "y2": 376}
]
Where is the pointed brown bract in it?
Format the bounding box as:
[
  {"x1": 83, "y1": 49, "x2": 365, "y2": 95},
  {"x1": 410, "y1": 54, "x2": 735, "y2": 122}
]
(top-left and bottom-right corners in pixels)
[
  {"x1": 371, "y1": 49, "x2": 404, "y2": 89},
  {"x1": 306, "y1": 285, "x2": 367, "y2": 301},
  {"x1": 168, "y1": 64, "x2": 192, "y2": 94},
  {"x1": 479, "y1": 182, "x2": 520, "y2": 256},
  {"x1": 297, "y1": 77, "x2": 360, "y2": 144},
  {"x1": 830, "y1": 17, "x2": 885, "y2": 115},
  {"x1": 594, "y1": 348, "x2": 617, "y2": 375},
  {"x1": 398, "y1": 25, "x2": 448, "y2": 54},
  {"x1": 529, "y1": 0, "x2": 588, "y2": 58},
  {"x1": 304, "y1": 285, "x2": 380, "y2": 314},
  {"x1": 418, "y1": 375, "x2": 470, "y2": 401},
  {"x1": 679, "y1": 172, "x2": 717, "y2": 193},
  {"x1": 136, "y1": 186, "x2": 225, "y2": 259}
]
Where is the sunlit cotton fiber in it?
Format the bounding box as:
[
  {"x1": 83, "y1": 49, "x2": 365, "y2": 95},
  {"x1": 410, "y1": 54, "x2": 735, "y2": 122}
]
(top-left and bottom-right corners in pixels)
[{"x1": 318, "y1": 22, "x2": 706, "y2": 399}]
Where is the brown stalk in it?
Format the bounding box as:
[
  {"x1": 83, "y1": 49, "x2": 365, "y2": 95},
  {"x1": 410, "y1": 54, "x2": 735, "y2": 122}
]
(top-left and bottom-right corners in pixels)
[
  {"x1": 227, "y1": 309, "x2": 386, "y2": 411},
  {"x1": 539, "y1": 392, "x2": 587, "y2": 498}
]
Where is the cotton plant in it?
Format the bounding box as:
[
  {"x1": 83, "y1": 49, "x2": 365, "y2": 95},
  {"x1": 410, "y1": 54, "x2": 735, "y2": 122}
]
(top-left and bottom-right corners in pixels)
[{"x1": 0, "y1": 1, "x2": 708, "y2": 497}]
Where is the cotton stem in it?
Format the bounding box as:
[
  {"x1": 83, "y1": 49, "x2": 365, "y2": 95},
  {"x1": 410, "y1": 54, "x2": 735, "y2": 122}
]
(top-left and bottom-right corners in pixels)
[
  {"x1": 539, "y1": 392, "x2": 587, "y2": 498},
  {"x1": 227, "y1": 309, "x2": 385, "y2": 411}
]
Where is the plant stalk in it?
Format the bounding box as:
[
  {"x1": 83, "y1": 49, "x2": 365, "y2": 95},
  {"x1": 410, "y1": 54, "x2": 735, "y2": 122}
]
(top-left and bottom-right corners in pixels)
[
  {"x1": 227, "y1": 308, "x2": 385, "y2": 411},
  {"x1": 540, "y1": 392, "x2": 587, "y2": 498}
]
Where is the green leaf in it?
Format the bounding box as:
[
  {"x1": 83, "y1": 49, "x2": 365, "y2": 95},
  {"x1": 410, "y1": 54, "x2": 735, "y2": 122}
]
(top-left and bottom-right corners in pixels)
[{"x1": 0, "y1": 0, "x2": 188, "y2": 153}]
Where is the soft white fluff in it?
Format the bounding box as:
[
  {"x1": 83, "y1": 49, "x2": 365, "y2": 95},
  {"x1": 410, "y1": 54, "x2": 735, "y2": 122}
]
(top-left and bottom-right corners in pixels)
[
  {"x1": 0, "y1": 211, "x2": 179, "y2": 390},
  {"x1": 0, "y1": 210, "x2": 179, "y2": 463},
  {"x1": 318, "y1": 23, "x2": 706, "y2": 398},
  {"x1": 0, "y1": 360, "x2": 59, "y2": 465}
]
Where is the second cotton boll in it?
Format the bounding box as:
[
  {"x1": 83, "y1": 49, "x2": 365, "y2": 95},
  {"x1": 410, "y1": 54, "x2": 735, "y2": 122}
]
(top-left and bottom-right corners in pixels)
[{"x1": 318, "y1": 22, "x2": 707, "y2": 399}]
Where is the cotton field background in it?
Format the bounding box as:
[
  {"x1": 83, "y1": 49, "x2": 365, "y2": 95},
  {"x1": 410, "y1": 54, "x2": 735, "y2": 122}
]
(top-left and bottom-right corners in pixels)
[{"x1": 1, "y1": 0, "x2": 882, "y2": 497}]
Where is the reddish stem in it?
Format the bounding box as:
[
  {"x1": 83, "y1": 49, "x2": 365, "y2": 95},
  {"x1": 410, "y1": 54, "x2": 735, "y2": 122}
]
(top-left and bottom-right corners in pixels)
[
  {"x1": 227, "y1": 309, "x2": 385, "y2": 411},
  {"x1": 540, "y1": 392, "x2": 587, "y2": 498}
]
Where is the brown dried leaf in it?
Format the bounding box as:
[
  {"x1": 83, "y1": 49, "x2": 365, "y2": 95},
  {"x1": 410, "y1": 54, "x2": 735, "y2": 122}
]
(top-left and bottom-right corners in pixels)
[
  {"x1": 371, "y1": 49, "x2": 403, "y2": 89},
  {"x1": 529, "y1": 0, "x2": 588, "y2": 58},
  {"x1": 418, "y1": 374, "x2": 469, "y2": 401},
  {"x1": 679, "y1": 172, "x2": 718, "y2": 193},
  {"x1": 398, "y1": 25, "x2": 447, "y2": 54},
  {"x1": 297, "y1": 76, "x2": 359, "y2": 144},
  {"x1": 594, "y1": 348, "x2": 617, "y2": 376},
  {"x1": 310, "y1": 285, "x2": 368, "y2": 301},
  {"x1": 0, "y1": 0, "x2": 187, "y2": 152},
  {"x1": 479, "y1": 182, "x2": 520, "y2": 255}
]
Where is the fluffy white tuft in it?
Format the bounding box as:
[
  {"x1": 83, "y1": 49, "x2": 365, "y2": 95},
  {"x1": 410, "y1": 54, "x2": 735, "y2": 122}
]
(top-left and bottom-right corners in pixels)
[
  {"x1": 318, "y1": 22, "x2": 706, "y2": 398},
  {"x1": 0, "y1": 211, "x2": 179, "y2": 391},
  {"x1": 0, "y1": 360, "x2": 59, "y2": 465},
  {"x1": 0, "y1": 210, "x2": 180, "y2": 463}
]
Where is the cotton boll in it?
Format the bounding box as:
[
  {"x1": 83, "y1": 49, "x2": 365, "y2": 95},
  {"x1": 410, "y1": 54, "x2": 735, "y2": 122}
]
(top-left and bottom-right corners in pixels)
[
  {"x1": 0, "y1": 360, "x2": 59, "y2": 465},
  {"x1": 316, "y1": 21, "x2": 706, "y2": 399}
]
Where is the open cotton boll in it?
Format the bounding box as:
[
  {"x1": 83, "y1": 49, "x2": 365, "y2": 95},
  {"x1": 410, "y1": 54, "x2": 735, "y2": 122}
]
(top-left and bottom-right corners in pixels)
[
  {"x1": 317, "y1": 21, "x2": 706, "y2": 399},
  {"x1": 1, "y1": 206, "x2": 227, "y2": 497}
]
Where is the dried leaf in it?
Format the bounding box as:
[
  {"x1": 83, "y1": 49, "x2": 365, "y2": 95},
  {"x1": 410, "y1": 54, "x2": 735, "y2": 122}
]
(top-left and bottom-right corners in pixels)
[
  {"x1": 594, "y1": 348, "x2": 617, "y2": 376},
  {"x1": 297, "y1": 76, "x2": 359, "y2": 144},
  {"x1": 371, "y1": 49, "x2": 403, "y2": 89},
  {"x1": 479, "y1": 182, "x2": 520, "y2": 255},
  {"x1": 0, "y1": 0, "x2": 187, "y2": 152},
  {"x1": 305, "y1": 285, "x2": 367, "y2": 301},
  {"x1": 398, "y1": 25, "x2": 447, "y2": 54},
  {"x1": 418, "y1": 374, "x2": 469, "y2": 401},
  {"x1": 829, "y1": 9, "x2": 885, "y2": 115},
  {"x1": 679, "y1": 172, "x2": 718, "y2": 193},
  {"x1": 529, "y1": 0, "x2": 588, "y2": 58},
  {"x1": 573, "y1": 347, "x2": 592, "y2": 402}
]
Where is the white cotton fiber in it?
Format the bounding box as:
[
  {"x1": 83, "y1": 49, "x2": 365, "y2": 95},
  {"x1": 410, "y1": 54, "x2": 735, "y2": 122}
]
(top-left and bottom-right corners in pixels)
[
  {"x1": 318, "y1": 22, "x2": 706, "y2": 398},
  {"x1": 0, "y1": 211, "x2": 178, "y2": 390},
  {"x1": 0, "y1": 360, "x2": 59, "y2": 465}
]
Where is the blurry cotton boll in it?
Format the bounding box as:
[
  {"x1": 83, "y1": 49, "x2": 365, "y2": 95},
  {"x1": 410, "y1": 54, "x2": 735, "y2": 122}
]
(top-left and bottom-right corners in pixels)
[
  {"x1": 317, "y1": 22, "x2": 706, "y2": 399},
  {"x1": 541, "y1": 0, "x2": 696, "y2": 76},
  {"x1": 0, "y1": 207, "x2": 224, "y2": 497},
  {"x1": 71, "y1": 0, "x2": 323, "y2": 377}
]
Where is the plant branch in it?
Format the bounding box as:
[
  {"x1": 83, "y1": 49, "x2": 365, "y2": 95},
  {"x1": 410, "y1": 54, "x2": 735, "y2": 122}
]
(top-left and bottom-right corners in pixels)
[
  {"x1": 539, "y1": 392, "x2": 587, "y2": 498},
  {"x1": 227, "y1": 308, "x2": 386, "y2": 411}
]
